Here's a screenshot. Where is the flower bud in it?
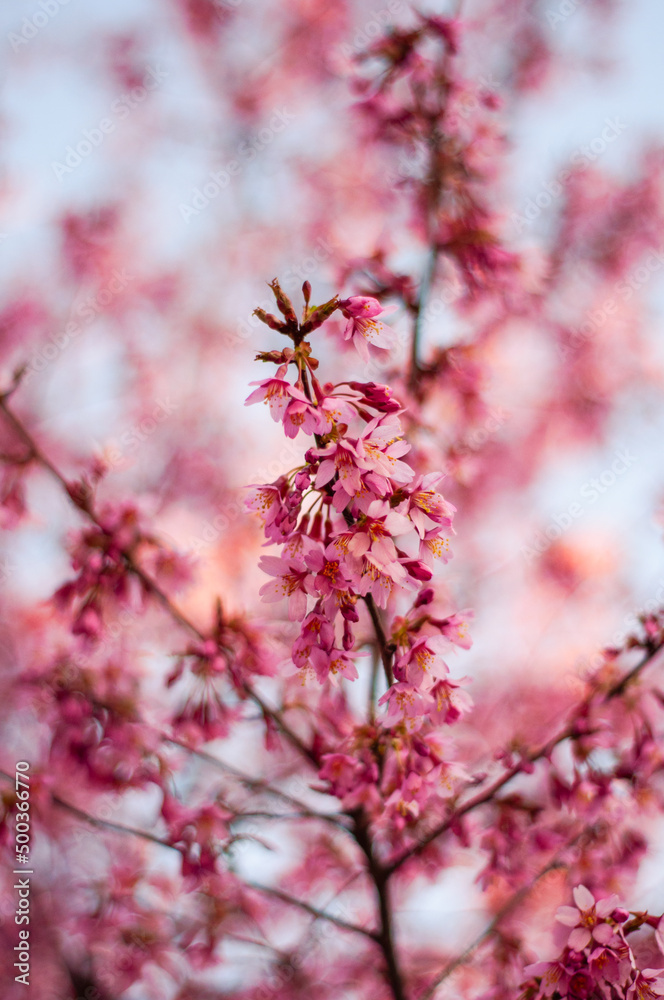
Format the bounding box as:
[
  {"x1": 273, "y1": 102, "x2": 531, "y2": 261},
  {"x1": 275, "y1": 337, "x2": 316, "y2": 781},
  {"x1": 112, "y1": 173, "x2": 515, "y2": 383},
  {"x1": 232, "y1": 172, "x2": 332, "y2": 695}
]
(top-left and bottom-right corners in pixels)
[
  {"x1": 339, "y1": 296, "x2": 383, "y2": 319},
  {"x1": 269, "y1": 279, "x2": 298, "y2": 324},
  {"x1": 300, "y1": 296, "x2": 340, "y2": 333},
  {"x1": 253, "y1": 308, "x2": 290, "y2": 332},
  {"x1": 340, "y1": 599, "x2": 359, "y2": 623},
  {"x1": 403, "y1": 560, "x2": 433, "y2": 582},
  {"x1": 414, "y1": 587, "x2": 435, "y2": 608},
  {"x1": 255, "y1": 350, "x2": 289, "y2": 364},
  {"x1": 342, "y1": 619, "x2": 354, "y2": 651}
]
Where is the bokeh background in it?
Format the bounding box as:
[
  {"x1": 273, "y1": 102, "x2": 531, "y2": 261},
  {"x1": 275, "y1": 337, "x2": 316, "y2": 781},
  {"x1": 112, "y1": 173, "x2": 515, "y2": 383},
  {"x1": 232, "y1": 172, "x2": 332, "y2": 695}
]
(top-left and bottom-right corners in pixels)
[{"x1": 2, "y1": 0, "x2": 664, "y2": 991}]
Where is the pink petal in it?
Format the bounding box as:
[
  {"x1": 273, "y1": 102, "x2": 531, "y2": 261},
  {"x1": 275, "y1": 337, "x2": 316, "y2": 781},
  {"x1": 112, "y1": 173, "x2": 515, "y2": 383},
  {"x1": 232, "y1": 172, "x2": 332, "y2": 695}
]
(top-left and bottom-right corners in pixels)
[
  {"x1": 556, "y1": 905, "x2": 582, "y2": 927},
  {"x1": 568, "y1": 927, "x2": 592, "y2": 951},
  {"x1": 592, "y1": 923, "x2": 614, "y2": 945},
  {"x1": 595, "y1": 895, "x2": 620, "y2": 919},
  {"x1": 315, "y1": 460, "x2": 336, "y2": 489},
  {"x1": 288, "y1": 589, "x2": 307, "y2": 621},
  {"x1": 573, "y1": 885, "x2": 595, "y2": 911}
]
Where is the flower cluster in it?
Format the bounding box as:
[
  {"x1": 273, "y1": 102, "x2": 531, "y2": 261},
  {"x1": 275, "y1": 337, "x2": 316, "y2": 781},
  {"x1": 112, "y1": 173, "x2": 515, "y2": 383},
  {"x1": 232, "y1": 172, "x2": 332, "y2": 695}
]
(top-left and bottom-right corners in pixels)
[
  {"x1": 245, "y1": 280, "x2": 471, "y2": 727},
  {"x1": 522, "y1": 886, "x2": 664, "y2": 1000},
  {"x1": 54, "y1": 501, "x2": 191, "y2": 640},
  {"x1": 319, "y1": 727, "x2": 467, "y2": 843}
]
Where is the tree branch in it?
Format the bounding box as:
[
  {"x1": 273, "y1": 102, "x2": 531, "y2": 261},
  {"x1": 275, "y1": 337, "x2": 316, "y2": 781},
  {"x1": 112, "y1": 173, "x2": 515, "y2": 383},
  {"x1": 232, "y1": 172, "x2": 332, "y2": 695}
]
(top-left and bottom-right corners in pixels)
[
  {"x1": 0, "y1": 397, "x2": 318, "y2": 770},
  {"x1": 352, "y1": 812, "x2": 409, "y2": 1000},
  {"x1": 364, "y1": 593, "x2": 394, "y2": 687},
  {"x1": 245, "y1": 880, "x2": 377, "y2": 940},
  {"x1": 409, "y1": 245, "x2": 439, "y2": 390},
  {"x1": 418, "y1": 833, "x2": 582, "y2": 1000},
  {"x1": 385, "y1": 640, "x2": 664, "y2": 876}
]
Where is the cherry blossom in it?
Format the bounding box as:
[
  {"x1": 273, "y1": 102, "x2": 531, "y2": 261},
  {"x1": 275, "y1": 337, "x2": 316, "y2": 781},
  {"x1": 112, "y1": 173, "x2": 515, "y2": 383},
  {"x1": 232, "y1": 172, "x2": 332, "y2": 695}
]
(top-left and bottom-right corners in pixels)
[
  {"x1": 556, "y1": 885, "x2": 620, "y2": 951},
  {"x1": 339, "y1": 296, "x2": 397, "y2": 361}
]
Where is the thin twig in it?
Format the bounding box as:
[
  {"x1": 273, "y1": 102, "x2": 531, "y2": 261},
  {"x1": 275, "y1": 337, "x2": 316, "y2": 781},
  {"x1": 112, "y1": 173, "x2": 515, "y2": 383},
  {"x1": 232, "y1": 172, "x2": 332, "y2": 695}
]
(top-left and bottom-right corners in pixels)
[
  {"x1": 418, "y1": 842, "x2": 577, "y2": 1000},
  {"x1": 0, "y1": 397, "x2": 318, "y2": 770},
  {"x1": 245, "y1": 880, "x2": 378, "y2": 940},
  {"x1": 386, "y1": 641, "x2": 664, "y2": 876}
]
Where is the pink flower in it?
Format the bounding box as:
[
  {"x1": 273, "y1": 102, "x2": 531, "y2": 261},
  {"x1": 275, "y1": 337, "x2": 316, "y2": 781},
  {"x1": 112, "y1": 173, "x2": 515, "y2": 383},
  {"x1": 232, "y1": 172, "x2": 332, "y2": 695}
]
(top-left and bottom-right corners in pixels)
[
  {"x1": 400, "y1": 558, "x2": 433, "y2": 583},
  {"x1": 384, "y1": 771, "x2": 428, "y2": 826},
  {"x1": 523, "y1": 959, "x2": 572, "y2": 997},
  {"x1": 403, "y1": 473, "x2": 456, "y2": 537},
  {"x1": 292, "y1": 607, "x2": 335, "y2": 671},
  {"x1": 309, "y1": 646, "x2": 359, "y2": 685},
  {"x1": 567, "y1": 970, "x2": 597, "y2": 999},
  {"x1": 556, "y1": 885, "x2": 620, "y2": 951},
  {"x1": 319, "y1": 752, "x2": 379, "y2": 808},
  {"x1": 589, "y1": 941, "x2": 631, "y2": 989},
  {"x1": 258, "y1": 553, "x2": 310, "y2": 620},
  {"x1": 245, "y1": 375, "x2": 296, "y2": 421},
  {"x1": 355, "y1": 414, "x2": 413, "y2": 484},
  {"x1": 245, "y1": 477, "x2": 301, "y2": 542},
  {"x1": 305, "y1": 543, "x2": 352, "y2": 597},
  {"x1": 626, "y1": 970, "x2": 664, "y2": 1000},
  {"x1": 314, "y1": 439, "x2": 363, "y2": 496},
  {"x1": 336, "y1": 502, "x2": 411, "y2": 566},
  {"x1": 379, "y1": 682, "x2": 429, "y2": 727},
  {"x1": 419, "y1": 527, "x2": 453, "y2": 567},
  {"x1": 429, "y1": 677, "x2": 473, "y2": 724},
  {"x1": 341, "y1": 296, "x2": 384, "y2": 319},
  {"x1": 348, "y1": 381, "x2": 401, "y2": 413},
  {"x1": 312, "y1": 387, "x2": 356, "y2": 432},
  {"x1": 395, "y1": 636, "x2": 449, "y2": 688},
  {"x1": 246, "y1": 378, "x2": 324, "y2": 438},
  {"x1": 339, "y1": 296, "x2": 396, "y2": 362},
  {"x1": 432, "y1": 610, "x2": 474, "y2": 650},
  {"x1": 281, "y1": 395, "x2": 326, "y2": 438},
  {"x1": 354, "y1": 549, "x2": 412, "y2": 607},
  {"x1": 319, "y1": 753, "x2": 362, "y2": 798}
]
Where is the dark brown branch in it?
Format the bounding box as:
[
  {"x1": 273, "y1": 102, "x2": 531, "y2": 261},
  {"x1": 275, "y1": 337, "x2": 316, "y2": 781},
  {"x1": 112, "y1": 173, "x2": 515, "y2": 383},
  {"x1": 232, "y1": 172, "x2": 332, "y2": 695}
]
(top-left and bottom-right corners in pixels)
[
  {"x1": 352, "y1": 812, "x2": 409, "y2": 1000},
  {"x1": 364, "y1": 593, "x2": 394, "y2": 686}
]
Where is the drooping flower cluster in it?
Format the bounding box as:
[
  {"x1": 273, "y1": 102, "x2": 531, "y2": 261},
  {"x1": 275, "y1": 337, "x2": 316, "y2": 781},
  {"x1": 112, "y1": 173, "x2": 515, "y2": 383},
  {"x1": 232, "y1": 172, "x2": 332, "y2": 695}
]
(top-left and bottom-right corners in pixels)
[
  {"x1": 245, "y1": 280, "x2": 471, "y2": 728},
  {"x1": 318, "y1": 726, "x2": 468, "y2": 844},
  {"x1": 54, "y1": 500, "x2": 191, "y2": 640}
]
